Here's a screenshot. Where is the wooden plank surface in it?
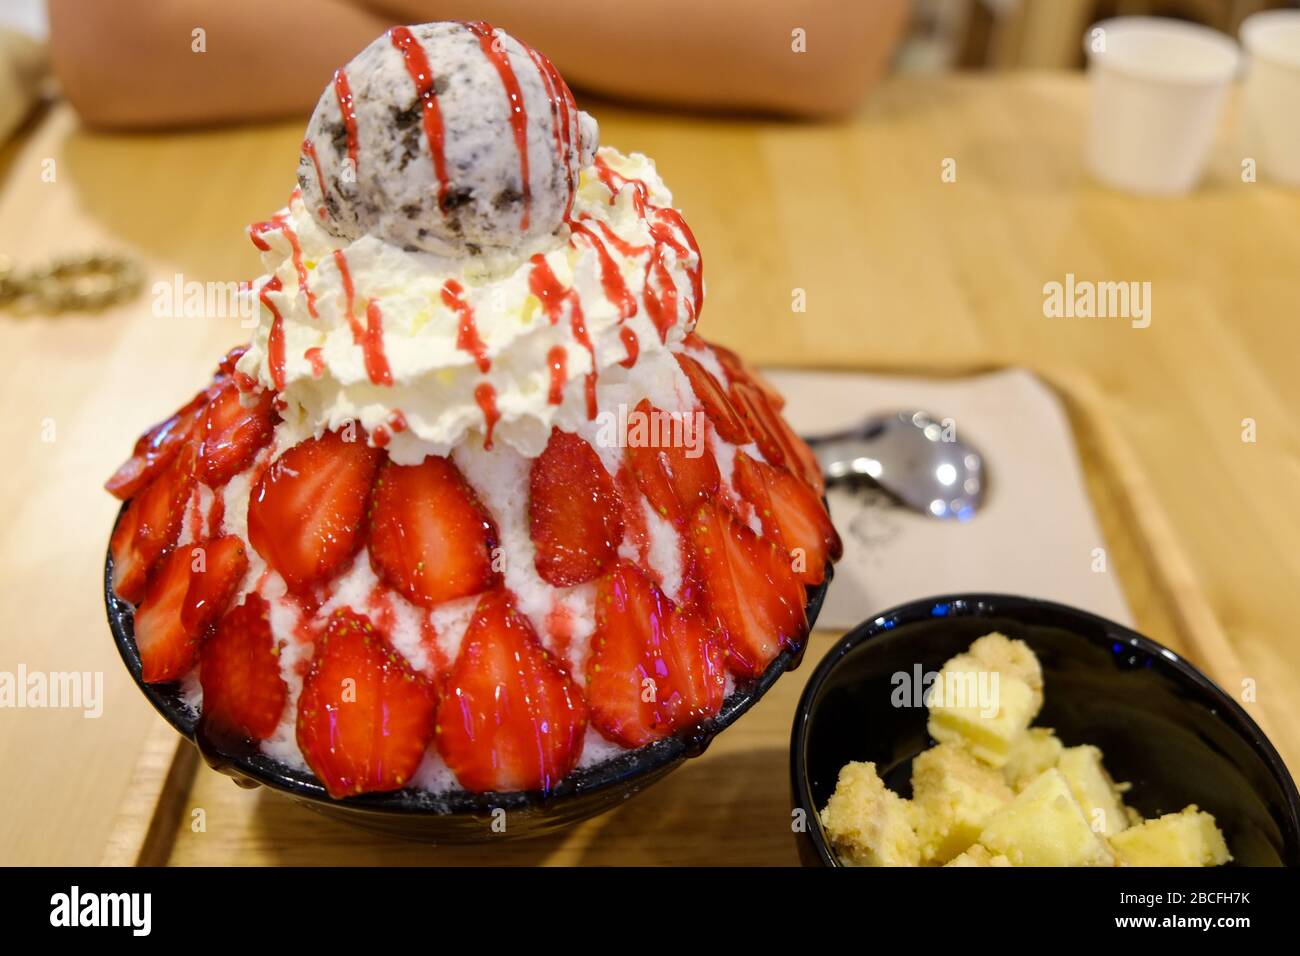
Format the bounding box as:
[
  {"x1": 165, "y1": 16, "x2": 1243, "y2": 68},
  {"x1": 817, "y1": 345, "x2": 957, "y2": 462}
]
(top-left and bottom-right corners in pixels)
[{"x1": 1, "y1": 74, "x2": 1297, "y2": 865}]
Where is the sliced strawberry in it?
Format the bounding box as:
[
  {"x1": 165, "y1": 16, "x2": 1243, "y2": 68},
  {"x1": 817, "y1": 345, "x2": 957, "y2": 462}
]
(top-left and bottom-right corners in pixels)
[
  {"x1": 731, "y1": 380, "x2": 800, "y2": 469},
  {"x1": 135, "y1": 546, "x2": 201, "y2": 683},
  {"x1": 709, "y1": 341, "x2": 785, "y2": 410},
  {"x1": 774, "y1": 411, "x2": 826, "y2": 495},
  {"x1": 195, "y1": 378, "x2": 276, "y2": 487},
  {"x1": 247, "y1": 428, "x2": 382, "y2": 593},
  {"x1": 436, "y1": 591, "x2": 587, "y2": 793},
  {"x1": 529, "y1": 429, "x2": 624, "y2": 587},
  {"x1": 689, "y1": 501, "x2": 807, "y2": 678},
  {"x1": 733, "y1": 451, "x2": 840, "y2": 585},
  {"x1": 369, "y1": 455, "x2": 498, "y2": 607},
  {"x1": 587, "y1": 562, "x2": 726, "y2": 747},
  {"x1": 199, "y1": 594, "x2": 286, "y2": 741},
  {"x1": 105, "y1": 385, "x2": 212, "y2": 500},
  {"x1": 625, "y1": 407, "x2": 682, "y2": 524},
  {"x1": 181, "y1": 534, "x2": 249, "y2": 633},
  {"x1": 675, "y1": 352, "x2": 750, "y2": 444},
  {"x1": 625, "y1": 398, "x2": 719, "y2": 524},
  {"x1": 111, "y1": 443, "x2": 196, "y2": 603},
  {"x1": 296, "y1": 608, "x2": 437, "y2": 798}
]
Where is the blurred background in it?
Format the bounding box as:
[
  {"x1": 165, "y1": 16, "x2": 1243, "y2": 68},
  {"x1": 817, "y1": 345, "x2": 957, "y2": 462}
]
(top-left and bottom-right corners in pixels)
[{"x1": 3, "y1": 0, "x2": 1298, "y2": 141}]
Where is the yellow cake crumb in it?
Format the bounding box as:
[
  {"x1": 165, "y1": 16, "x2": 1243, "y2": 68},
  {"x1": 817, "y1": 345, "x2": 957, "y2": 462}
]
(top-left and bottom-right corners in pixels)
[
  {"x1": 978, "y1": 768, "x2": 1116, "y2": 867},
  {"x1": 820, "y1": 761, "x2": 920, "y2": 867},
  {"x1": 910, "y1": 742, "x2": 1013, "y2": 864},
  {"x1": 1110, "y1": 807, "x2": 1232, "y2": 867},
  {"x1": 944, "y1": 844, "x2": 1013, "y2": 867}
]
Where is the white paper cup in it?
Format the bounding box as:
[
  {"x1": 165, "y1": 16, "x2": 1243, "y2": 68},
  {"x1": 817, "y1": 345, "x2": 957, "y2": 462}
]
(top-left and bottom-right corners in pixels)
[
  {"x1": 1241, "y1": 10, "x2": 1300, "y2": 186},
  {"x1": 1083, "y1": 18, "x2": 1240, "y2": 196}
]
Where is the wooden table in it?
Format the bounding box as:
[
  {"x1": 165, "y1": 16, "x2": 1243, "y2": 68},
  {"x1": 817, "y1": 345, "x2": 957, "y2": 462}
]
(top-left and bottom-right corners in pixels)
[{"x1": 2, "y1": 74, "x2": 1297, "y2": 865}]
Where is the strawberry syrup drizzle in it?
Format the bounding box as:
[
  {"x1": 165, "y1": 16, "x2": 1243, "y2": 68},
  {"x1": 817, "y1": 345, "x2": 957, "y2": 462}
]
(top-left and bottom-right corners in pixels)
[
  {"x1": 522, "y1": 43, "x2": 578, "y2": 218},
  {"x1": 475, "y1": 382, "x2": 500, "y2": 449},
  {"x1": 579, "y1": 215, "x2": 648, "y2": 257},
  {"x1": 389, "y1": 26, "x2": 451, "y2": 212},
  {"x1": 546, "y1": 345, "x2": 567, "y2": 404},
  {"x1": 362, "y1": 299, "x2": 394, "y2": 386},
  {"x1": 332, "y1": 69, "x2": 360, "y2": 171},
  {"x1": 248, "y1": 210, "x2": 318, "y2": 319},
  {"x1": 300, "y1": 139, "x2": 328, "y2": 220},
  {"x1": 261, "y1": 276, "x2": 287, "y2": 391},
  {"x1": 544, "y1": 603, "x2": 574, "y2": 670},
  {"x1": 304, "y1": 347, "x2": 325, "y2": 378},
  {"x1": 619, "y1": 326, "x2": 639, "y2": 368},
  {"x1": 464, "y1": 21, "x2": 532, "y2": 230},
  {"x1": 588, "y1": 154, "x2": 704, "y2": 342},
  {"x1": 441, "y1": 279, "x2": 490, "y2": 373},
  {"x1": 529, "y1": 256, "x2": 597, "y2": 418},
  {"x1": 568, "y1": 221, "x2": 636, "y2": 318},
  {"x1": 206, "y1": 491, "x2": 226, "y2": 538},
  {"x1": 331, "y1": 249, "x2": 365, "y2": 344}
]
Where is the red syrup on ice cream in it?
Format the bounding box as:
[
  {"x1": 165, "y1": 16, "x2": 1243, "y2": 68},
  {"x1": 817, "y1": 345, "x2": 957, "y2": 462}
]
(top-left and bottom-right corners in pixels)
[
  {"x1": 389, "y1": 26, "x2": 451, "y2": 213},
  {"x1": 464, "y1": 21, "x2": 532, "y2": 231},
  {"x1": 332, "y1": 68, "x2": 360, "y2": 171}
]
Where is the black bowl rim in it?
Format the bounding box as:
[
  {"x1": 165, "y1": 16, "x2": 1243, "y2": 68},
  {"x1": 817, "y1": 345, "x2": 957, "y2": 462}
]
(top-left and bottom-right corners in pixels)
[
  {"x1": 106, "y1": 512, "x2": 832, "y2": 817},
  {"x1": 789, "y1": 592, "x2": 1300, "y2": 867}
]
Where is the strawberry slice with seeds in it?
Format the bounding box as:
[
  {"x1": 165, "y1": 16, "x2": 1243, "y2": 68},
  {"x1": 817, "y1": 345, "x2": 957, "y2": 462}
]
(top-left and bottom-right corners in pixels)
[
  {"x1": 111, "y1": 443, "x2": 196, "y2": 603},
  {"x1": 587, "y1": 562, "x2": 725, "y2": 747},
  {"x1": 105, "y1": 385, "x2": 212, "y2": 500},
  {"x1": 195, "y1": 378, "x2": 276, "y2": 487},
  {"x1": 626, "y1": 398, "x2": 719, "y2": 525},
  {"x1": 730, "y1": 380, "x2": 798, "y2": 470},
  {"x1": 247, "y1": 428, "x2": 382, "y2": 593},
  {"x1": 733, "y1": 451, "x2": 840, "y2": 585},
  {"x1": 134, "y1": 546, "x2": 201, "y2": 682},
  {"x1": 436, "y1": 591, "x2": 587, "y2": 793},
  {"x1": 675, "y1": 352, "x2": 750, "y2": 444},
  {"x1": 529, "y1": 428, "x2": 624, "y2": 587},
  {"x1": 689, "y1": 501, "x2": 807, "y2": 678},
  {"x1": 709, "y1": 341, "x2": 785, "y2": 410},
  {"x1": 296, "y1": 608, "x2": 437, "y2": 798},
  {"x1": 369, "y1": 455, "x2": 499, "y2": 607},
  {"x1": 199, "y1": 594, "x2": 286, "y2": 742},
  {"x1": 181, "y1": 534, "x2": 249, "y2": 633}
]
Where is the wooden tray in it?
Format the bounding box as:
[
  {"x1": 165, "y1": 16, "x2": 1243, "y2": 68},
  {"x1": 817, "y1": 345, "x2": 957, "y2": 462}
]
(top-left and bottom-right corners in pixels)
[{"x1": 100, "y1": 366, "x2": 1266, "y2": 866}]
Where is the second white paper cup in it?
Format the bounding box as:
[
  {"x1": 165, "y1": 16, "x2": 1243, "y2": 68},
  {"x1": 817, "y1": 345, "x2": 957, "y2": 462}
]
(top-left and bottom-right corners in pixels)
[
  {"x1": 1084, "y1": 18, "x2": 1240, "y2": 196},
  {"x1": 1241, "y1": 10, "x2": 1300, "y2": 186}
]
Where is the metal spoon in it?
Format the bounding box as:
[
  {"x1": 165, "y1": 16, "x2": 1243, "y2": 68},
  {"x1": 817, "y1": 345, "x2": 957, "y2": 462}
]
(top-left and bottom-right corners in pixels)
[{"x1": 803, "y1": 410, "x2": 986, "y2": 520}]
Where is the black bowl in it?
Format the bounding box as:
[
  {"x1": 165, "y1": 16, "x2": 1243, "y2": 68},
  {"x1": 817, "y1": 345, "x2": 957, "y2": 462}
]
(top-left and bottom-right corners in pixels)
[
  {"x1": 106, "y1": 525, "x2": 831, "y2": 843},
  {"x1": 791, "y1": 594, "x2": 1300, "y2": 867}
]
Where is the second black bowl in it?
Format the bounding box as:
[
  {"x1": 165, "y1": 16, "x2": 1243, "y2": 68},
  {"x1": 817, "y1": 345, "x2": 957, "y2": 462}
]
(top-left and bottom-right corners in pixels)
[{"x1": 791, "y1": 594, "x2": 1300, "y2": 867}]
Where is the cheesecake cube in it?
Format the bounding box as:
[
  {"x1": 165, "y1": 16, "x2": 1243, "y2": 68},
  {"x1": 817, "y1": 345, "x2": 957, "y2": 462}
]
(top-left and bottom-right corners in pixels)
[
  {"x1": 910, "y1": 742, "x2": 1013, "y2": 864},
  {"x1": 1109, "y1": 807, "x2": 1231, "y2": 867},
  {"x1": 820, "y1": 761, "x2": 920, "y2": 867},
  {"x1": 1058, "y1": 744, "x2": 1131, "y2": 837},
  {"x1": 978, "y1": 768, "x2": 1116, "y2": 866},
  {"x1": 1003, "y1": 727, "x2": 1065, "y2": 790}
]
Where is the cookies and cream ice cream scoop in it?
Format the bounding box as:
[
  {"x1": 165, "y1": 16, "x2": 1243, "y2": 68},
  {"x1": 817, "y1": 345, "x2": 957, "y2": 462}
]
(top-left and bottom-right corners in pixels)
[{"x1": 299, "y1": 20, "x2": 599, "y2": 257}]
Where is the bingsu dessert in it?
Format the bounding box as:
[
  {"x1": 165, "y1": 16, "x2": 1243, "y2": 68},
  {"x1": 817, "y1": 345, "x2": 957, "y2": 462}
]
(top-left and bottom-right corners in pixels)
[{"x1": 106, "y1": 22, "x2": 840, "y2": 799}]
